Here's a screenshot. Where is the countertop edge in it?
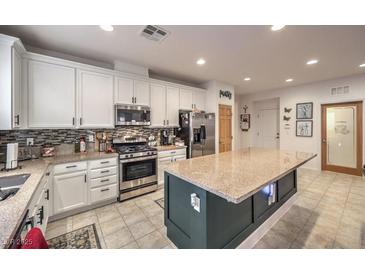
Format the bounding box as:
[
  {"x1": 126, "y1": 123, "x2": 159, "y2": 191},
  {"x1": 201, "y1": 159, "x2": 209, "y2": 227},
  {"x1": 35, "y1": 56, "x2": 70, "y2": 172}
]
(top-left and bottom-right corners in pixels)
[{"x1": 165, "y1": 153, "x2": 317, "y2": 204}]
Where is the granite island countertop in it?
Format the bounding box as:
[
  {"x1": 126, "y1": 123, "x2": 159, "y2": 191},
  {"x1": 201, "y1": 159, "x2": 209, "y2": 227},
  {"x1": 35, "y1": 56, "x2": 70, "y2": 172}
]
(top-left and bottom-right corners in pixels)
[
  {"x1": 0, "y1": 151, "x2": 118, "y2": 249},
  {"x1": 165, "y1": 147, "x2": 316, "y2": 204}
]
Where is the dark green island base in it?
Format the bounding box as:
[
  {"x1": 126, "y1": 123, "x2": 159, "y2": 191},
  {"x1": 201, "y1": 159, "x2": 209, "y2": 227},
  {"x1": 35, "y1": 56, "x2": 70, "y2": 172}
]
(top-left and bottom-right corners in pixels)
[{"x1": 164, "y1": 170, "x2": 297, "y2": 249}]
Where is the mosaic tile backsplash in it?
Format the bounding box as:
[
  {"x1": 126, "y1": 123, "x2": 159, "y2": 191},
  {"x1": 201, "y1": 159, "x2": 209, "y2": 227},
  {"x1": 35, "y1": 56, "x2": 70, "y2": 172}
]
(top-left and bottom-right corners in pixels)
[{"x1": 0, "y1": 126, "x2": 175, "y2": 151}]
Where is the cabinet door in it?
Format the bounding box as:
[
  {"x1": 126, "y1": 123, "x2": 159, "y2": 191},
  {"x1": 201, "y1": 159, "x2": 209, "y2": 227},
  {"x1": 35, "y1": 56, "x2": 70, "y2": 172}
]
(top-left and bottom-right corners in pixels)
[
  {"x1": 150, "y1": 84, "x2": 166, "y2": 127},
  {"x1": 115, "y1": 77, "x2": 133, "y2": 104},
  {"x1": 193, "y1": 90, "x2": 206, "y2": 111},
  {"x1": 173, "y1": 154, "x2": 187, "y2": 162},
  {"x1": 158, "y1": 157, "x2": 173, "y2": 183},
  {"x1": 78, "y1": 70, "x2": 114, "y2": 128},
  {"x1": 179, "y1": 88, "x2": 193, "y2": 110},
  {"x1": 53, "y1": 171, "x2": 87, "y2": 215},
  {"x1": 28, "y1": 60, "x2": 76, "y2": 128},
  {"x1": 134, "y1": 80, "x2": 150, "y2": 106},
  {"x1": 166, "y1": 86, "x2": 180, "y2": 127},
  {"x1": 12, "y1": 48, "x2": 21, "y2": 128}
]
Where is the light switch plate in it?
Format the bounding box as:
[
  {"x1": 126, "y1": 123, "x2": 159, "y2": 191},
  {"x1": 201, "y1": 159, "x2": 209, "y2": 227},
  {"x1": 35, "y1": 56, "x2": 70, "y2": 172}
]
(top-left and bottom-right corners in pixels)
[
  {"x1": 88, "y1": 134, "x2": 94, "y2": 142},
  {"x1": 190, "y1": 193, "x2": 201, "y2": 212}
]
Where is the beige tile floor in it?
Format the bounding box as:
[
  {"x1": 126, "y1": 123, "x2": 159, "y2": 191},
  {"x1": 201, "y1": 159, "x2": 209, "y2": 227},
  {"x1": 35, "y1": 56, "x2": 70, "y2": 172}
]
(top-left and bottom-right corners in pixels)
[{"x1": 46, "y1": 168, "x2": 365, "y2": 249}]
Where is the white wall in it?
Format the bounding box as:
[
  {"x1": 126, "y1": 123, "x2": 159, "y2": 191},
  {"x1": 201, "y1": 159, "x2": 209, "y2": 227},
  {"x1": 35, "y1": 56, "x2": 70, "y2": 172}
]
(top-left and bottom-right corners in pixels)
[
  {"x1": 237, "y1": 74, "x2": 365, "y2": 170},
  {"x1": 202, "y1": 80, "x2": 237, "y2": 152}
]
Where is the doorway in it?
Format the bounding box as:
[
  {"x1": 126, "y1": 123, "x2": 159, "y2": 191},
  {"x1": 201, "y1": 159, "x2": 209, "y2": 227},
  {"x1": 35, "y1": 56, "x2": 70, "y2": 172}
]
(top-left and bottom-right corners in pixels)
[
  {"x1": 219, "y1": 104, "x2": 232, "y2": 153},
  {"x1": 253, "y1": 98, "x2": 280, "y2": 149},
  {"x1": 321, "y1": 101, "x2": 363, "y2": 176}
]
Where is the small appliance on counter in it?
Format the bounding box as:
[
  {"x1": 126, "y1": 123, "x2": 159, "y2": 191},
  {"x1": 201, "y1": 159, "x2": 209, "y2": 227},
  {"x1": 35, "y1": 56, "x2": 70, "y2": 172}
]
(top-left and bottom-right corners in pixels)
[
  {"x1": 160, "y1": 129, "x2": 169, "y2": 145},
  {"x1": 147, "y1": 135, "x2": 157, "y2": 147},
  {"x1": 41, "y1": 146, "x2": 55, "y2": 157},
  {"x1": 2, "y1": 143, "x2": 19, "y2": 171}
]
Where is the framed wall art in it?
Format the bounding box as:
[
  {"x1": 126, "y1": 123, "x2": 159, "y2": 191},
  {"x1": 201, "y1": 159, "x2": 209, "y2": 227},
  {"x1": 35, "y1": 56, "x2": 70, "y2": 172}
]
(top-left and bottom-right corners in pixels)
[
  {"x1": 296, "y1": 120, "x2": 313, "y2": 137},
  {"x1": 296, "y1": 102, "x2": 313, "y2": 119}
]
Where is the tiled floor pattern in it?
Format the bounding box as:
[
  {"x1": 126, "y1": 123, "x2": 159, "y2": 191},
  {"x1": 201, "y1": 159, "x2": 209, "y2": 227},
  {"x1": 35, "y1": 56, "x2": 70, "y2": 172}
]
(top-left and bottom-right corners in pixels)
[
  {"x1": 46, "y1": 168, "x2": 365, "y2": 249},
  {"x1": 254, "y1": 169, "x2": 365, "y2": 249},
  {"x1": 45, "y1": 188, "x2": 176, "y2": 249}
]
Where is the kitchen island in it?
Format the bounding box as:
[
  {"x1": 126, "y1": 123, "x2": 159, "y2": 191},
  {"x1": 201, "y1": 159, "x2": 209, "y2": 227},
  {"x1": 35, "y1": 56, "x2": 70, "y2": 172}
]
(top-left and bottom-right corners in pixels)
[{"x1": 164, "y1": 147, "x2": 316, "y2": 249}]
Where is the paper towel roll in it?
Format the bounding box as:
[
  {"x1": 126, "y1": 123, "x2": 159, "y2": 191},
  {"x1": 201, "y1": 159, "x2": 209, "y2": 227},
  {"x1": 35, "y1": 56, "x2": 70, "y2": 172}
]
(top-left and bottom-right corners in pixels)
[{"x1": 6, "y1": 143, "x2": 18, "y2": 170}]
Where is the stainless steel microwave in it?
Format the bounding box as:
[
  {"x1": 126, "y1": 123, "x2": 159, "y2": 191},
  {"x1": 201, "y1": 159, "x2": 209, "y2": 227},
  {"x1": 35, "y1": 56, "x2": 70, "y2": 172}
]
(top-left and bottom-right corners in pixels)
[{"x1": 115, "y1": 104, "x2": 151, "y2": 126}]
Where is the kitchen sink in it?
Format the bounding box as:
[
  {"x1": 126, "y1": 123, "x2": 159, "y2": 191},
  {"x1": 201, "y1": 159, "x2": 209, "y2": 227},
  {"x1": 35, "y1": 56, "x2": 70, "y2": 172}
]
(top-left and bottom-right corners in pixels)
[{"x1": 0, "y1": 174, "x2": 30, "y2": 202}]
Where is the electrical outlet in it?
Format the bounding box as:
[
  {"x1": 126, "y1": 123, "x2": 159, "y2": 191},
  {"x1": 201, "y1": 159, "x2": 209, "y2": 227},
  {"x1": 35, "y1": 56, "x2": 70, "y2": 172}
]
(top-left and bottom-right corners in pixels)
[{"x1": 26, "y1": 138, "x2": 34, "y2": 146}]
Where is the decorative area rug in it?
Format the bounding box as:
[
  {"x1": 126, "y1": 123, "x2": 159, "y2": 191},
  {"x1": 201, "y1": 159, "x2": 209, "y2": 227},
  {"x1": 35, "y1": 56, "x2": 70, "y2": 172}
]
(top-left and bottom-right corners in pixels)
[
  {"x1": 155, "y1": 198, "x2": 164, "y2": 209},
  {"x1": 47, "y1": 224, "x2": 101, "y2": 249}
]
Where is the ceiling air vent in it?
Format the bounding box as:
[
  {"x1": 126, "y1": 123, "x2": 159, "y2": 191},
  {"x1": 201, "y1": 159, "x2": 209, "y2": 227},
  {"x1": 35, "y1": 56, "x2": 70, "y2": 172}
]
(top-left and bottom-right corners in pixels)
[
  {"x1": 331, "y1": 85, "x2": 350, "y2": 96},
  {"x1": 140, "y1": 25, "x2": 170, "y2": 42}
]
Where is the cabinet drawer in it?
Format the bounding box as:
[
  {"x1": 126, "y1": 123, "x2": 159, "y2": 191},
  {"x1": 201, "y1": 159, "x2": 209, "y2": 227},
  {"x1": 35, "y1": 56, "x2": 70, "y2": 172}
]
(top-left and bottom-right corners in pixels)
[
  {"x1": 89, "y1": 166, "x2": 117, "y2": 179},
  {"x1": 90, "y1": 175, "x2": 117, "y2": 188},
  {"x1": 158, "y1": 148, "x2": 186, "y2": 158},
  {"x1": 90, "y1": 183, "x2": 118, "y2": 203},
  {"x1": 54, "y1": 161, "x2": 87, "y2": 175},
  {"x1": 89, "y1": 157, "x2": 117, "y2": 170}
]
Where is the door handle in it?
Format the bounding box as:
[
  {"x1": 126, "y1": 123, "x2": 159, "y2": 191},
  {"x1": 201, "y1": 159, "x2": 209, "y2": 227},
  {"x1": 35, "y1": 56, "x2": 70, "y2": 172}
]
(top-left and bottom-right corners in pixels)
[{"x1": 322, "y1": 139, "x2": 327, "y2": 143}]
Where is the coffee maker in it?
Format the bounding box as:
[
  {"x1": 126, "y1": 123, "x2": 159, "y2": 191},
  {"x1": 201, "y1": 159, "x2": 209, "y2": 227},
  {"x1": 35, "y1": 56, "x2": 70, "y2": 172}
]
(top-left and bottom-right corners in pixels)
[{"x1": 160, "y1": 129, "x2": 169, "y2": 145}]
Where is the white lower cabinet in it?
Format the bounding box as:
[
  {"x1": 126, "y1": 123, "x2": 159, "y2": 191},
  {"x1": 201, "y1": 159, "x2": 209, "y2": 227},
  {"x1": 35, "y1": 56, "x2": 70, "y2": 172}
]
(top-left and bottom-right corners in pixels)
[
  {"x1": 53, "y1": 170, "x2": 88, "y2": 215},
  {"x1": 88, "y1": 157, "x2": 118, "y2": 204},
  {"x1": 26, "y1": 171, "x2": 50, "y2": 235},
  {"x1": 158, "y1": 149, "x2": 186, "y2": 184}
]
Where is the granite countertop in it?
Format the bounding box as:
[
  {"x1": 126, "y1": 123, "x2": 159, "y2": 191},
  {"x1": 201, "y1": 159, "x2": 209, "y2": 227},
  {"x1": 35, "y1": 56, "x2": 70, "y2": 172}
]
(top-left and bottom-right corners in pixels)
[
  {"x1": 156, "y1": 145, "x2": 187, "y2": 152},
  {"x1": 165, "y1": 147, "x2": 316, "y2": 204},
  {"x1": 0, "y1": 151, "x2": 118, "y2": 249}
]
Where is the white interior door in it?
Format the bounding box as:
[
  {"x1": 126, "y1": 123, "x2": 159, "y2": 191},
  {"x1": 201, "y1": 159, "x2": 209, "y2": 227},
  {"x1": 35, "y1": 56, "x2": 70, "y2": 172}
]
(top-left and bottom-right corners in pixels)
[{"x1": 256, "y1": 108, "x2": 279, "y2": 148}]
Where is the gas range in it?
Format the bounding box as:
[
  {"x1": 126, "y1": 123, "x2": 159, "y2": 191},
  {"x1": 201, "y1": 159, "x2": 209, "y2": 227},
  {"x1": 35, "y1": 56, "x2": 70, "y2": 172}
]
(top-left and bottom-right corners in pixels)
[
  {"x1": 113, "y1": 137, "x2": 158, "y2": 201},
  {"x1": 116, "y1": 144, "x2": 157, "y2": 160}
]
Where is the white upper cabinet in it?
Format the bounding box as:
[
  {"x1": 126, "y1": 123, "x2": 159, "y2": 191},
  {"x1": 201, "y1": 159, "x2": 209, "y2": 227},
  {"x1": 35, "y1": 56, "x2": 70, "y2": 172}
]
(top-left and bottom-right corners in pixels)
[
  {"x1": 114, "y1": 77, "x2": 150, "y2": 106},
  {"x1": 150, "y1": 84, "x2": 166, "y2": 127},
  {"x1": 193, "y1": 89, "x2": 206, "y2": 111},
  {"x1": 28, "y1": 60, "x2": 76, "y2": 128},
  {"x1": 12, "y1": 48, "x2": 22, "y2": 128},
  {"x1": 114, "y1": 77, "x2": 134, "y2": 104},
  {"x1": 179, "y1": 88, "x2": 193, "y2": 110},
  {"x1": 166, "y1": 86, "x2": 180, "y2": 127},
  {"x1": 134, "y1": 80, "x2": 150, "y2": 106},
  {"x1": 77, "y1": 69, "x2": 114, "y2": 128}
]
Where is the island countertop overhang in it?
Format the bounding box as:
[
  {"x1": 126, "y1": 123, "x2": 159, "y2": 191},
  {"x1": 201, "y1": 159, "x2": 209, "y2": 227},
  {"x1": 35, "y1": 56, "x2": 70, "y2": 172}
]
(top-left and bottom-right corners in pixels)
[{"x1": 165, "y1": 147, "x2": 317, "y2": 204}]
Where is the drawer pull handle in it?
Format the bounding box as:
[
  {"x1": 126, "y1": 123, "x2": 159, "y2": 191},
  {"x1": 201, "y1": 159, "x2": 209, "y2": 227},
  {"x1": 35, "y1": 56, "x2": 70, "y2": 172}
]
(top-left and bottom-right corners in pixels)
[
  {"x1": 100, "y1": 161, "x2": 110, "y2": 164},
  {"x1": 101, "y1": 170, "x2": 110, "y2": 174},
  {"x1": 66, "y1": 165, "x2": 77, "y2": 168},
  {"x1": 101, "y1": 188, "x2": 110, "y2": 192},
  {"x1": 101, "y1": 179, "x2": 109, "y2": 183}
]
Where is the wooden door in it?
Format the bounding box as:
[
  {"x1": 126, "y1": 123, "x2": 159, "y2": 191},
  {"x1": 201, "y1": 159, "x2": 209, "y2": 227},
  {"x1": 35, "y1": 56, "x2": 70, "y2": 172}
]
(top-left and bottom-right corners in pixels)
[
  {"x1": 78, "y1": 69, "x2": 114, "y2": 128},
  {"x1": 219, "y1": 104, "x2": 232, "y2": 153},
  {"x1": 321, "y1": 101, "x2": 363, "y2": 176}
]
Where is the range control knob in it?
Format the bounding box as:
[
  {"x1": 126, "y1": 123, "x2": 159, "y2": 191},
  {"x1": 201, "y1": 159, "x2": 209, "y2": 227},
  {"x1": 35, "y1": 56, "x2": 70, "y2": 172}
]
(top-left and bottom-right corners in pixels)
[
  {"x1": 125, "y1": 155, "x2": 129, "y2": 158},
  {"x1": 129, "y1": 154, "x2": 133, "y2": 158}
]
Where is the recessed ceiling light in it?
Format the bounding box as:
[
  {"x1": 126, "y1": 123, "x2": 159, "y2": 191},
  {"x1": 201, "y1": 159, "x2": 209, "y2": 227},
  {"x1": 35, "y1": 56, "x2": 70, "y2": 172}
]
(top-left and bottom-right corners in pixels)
[
  {"x1": 285, "y1": 78, "x2": 293, "y2": 82},
  {"x1": 99, "y1": 25, "x2": 114, "y2": 32},
  {"x1": 271, "y1": 25, "x2": 285, "y2": 31},
  {"x1": 196, "y1": 58, "x2": 206, "y2": 65},
  {"x1": 244, "y1": 77, "x2": 251, "y2": 81},
  {"x1": 359, "y1": 63, "x2": 365, "y2": 68},
  {"x1": 306, "y1": 59, "x2": 319, "y2": 65}
]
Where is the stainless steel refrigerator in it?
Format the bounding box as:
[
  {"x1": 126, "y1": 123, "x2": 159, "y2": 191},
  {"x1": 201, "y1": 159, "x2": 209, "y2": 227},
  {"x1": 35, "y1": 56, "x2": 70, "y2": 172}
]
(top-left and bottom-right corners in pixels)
[{"x1": 177, "y1": 111, "x2": 215, "y2": 158}]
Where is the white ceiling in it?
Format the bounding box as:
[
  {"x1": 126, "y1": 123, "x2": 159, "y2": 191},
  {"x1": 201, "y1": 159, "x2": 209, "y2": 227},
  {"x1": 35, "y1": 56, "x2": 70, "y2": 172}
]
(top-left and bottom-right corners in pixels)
[{"x1": 1, "y1": 25, "x2": 365, "y2": 94}]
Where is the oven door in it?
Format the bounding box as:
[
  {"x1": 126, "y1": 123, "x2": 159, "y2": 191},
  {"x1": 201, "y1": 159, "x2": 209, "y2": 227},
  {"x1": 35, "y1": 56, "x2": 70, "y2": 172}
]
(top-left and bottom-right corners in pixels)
[
  {"x1": 115, "y1": 105, "x2": 151, "y2": 126},
  {"x1": 120, "y1": 157, "x2": 157, "y2": 190}
]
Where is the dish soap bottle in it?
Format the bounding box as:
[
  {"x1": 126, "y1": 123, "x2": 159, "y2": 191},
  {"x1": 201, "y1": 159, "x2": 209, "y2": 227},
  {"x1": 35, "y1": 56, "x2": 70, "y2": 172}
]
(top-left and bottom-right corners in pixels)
[{"x1": 80, "y1": 137, "x2": 86, "y2": 153}]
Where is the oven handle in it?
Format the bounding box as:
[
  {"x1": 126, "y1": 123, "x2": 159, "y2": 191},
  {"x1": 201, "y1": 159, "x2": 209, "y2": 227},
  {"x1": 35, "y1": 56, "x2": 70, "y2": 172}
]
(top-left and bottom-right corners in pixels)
[{"x1": 119, "y1": 155, "x2": 157, "y2": 163}]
